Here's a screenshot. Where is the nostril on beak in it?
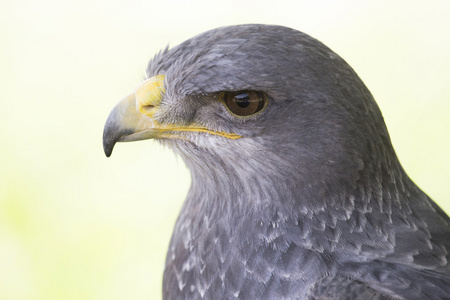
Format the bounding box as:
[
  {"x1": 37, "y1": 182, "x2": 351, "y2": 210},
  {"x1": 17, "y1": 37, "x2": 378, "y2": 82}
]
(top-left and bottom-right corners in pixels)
[
  {"x1": 138, "y1": 103, "x2": 158, "y2": 116},
  {"x1": 141, "y1": 104, "x2": 155, "y2": 113},
  {"x1": 135, "y1": 75, "x2": 165, "y2": 116}
]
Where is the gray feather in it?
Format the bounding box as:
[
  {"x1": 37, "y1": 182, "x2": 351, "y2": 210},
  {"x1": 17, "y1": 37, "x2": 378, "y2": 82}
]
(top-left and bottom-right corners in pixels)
[{"x1": 143, "y1": 24, "x2": 450, "y2": 299}]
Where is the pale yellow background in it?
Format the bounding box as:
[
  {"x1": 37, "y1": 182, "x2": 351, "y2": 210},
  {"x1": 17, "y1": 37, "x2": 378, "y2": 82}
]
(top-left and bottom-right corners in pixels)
[{"x1": 1, "y1": 0, "x2": 449, "y2": 299}]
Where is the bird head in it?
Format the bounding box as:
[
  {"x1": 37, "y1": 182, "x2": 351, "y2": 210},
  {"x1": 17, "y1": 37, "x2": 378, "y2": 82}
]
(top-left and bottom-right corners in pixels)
[{"x1": 103, "y1": 24, "x2": 398, "y2": 212}]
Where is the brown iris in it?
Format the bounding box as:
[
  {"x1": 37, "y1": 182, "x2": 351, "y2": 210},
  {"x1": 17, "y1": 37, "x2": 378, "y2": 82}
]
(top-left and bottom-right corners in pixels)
[{"x1": 224, "y1": 91, "x2": 266, "y2": 116}]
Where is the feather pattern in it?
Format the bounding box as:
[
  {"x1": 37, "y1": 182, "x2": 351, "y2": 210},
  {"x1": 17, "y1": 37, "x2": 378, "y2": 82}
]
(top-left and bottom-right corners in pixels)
[{"x1": 142, "y1": 25, "x2": 450, "y2": 299}]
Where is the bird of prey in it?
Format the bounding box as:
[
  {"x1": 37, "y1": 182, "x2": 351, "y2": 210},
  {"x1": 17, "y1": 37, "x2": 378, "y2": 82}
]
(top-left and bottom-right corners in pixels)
[{"x1": 103, "y1": 24, "x2": 450, "y2": 299}]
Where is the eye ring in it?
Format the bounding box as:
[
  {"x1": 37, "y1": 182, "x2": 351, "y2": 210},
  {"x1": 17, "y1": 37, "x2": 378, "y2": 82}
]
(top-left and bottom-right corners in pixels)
[{"x1": 222, "y1": 91, "x2": 267, "y2": 117}]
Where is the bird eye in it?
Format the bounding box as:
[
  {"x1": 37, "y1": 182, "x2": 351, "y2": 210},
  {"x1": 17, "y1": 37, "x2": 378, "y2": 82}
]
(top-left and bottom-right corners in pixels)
[{"x1": 223, "y1": 91, "x2": 266, "y2": 116}]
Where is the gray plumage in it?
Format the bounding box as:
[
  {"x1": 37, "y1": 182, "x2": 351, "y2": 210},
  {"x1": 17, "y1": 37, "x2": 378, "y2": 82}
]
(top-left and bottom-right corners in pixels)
[{"x1": 104, "y1": 24, "x2": 450, "y2": 299}]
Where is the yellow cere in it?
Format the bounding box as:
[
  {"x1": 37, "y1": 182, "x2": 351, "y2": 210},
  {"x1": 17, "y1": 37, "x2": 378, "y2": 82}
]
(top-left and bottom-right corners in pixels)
[
  {"x1": 135, "y1": 75, "x2": 166, "y2": 116},
  {"x1": 131, "y1": 75, "x2": 241, "y2": 140}
]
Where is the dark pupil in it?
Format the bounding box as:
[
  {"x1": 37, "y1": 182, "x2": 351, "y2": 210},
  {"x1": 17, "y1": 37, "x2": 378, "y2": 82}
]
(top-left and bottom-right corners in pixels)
[{"x1": 234, "y1": 93, "x2": 250, "y2": 108}]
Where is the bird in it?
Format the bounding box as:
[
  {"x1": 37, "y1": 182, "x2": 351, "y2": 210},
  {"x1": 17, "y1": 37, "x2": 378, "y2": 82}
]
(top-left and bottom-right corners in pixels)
[{"x1": 103, "y1": 24, "x2": 450, "y2": 299}]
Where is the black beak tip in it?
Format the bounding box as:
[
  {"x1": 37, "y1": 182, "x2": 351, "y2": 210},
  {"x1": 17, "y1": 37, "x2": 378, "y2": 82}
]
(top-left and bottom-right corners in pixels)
[
  {"x1": 103, "y1": 134, "x2": 115, "y2": 158},
  {"x1": 103, "y1": 110, "x2": 123, "y2": 158},
  {"x1": 103, "y1": 122, "x2": 134, "y2": 157},
  {"x1": 103, "y1": 122, "x2": 118, "y2": 158},
  {"x1": 104, "y1": 145, "x2": 113, "y2": 157}
]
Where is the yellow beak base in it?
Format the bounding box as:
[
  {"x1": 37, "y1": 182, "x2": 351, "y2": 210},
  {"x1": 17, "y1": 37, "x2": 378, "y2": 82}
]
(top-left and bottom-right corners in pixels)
[{"x1": 102, "y1": 76, "x2": 241, "y2": 157}]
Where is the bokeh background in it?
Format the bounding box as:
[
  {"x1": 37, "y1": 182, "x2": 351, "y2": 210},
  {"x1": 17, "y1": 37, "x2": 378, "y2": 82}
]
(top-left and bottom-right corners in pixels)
[{"x1": 1, "y1": 0, "x2": 449, "y2": 299}]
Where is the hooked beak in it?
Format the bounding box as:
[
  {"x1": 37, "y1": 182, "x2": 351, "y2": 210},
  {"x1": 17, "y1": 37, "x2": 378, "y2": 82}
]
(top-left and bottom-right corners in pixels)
[{"x1": 103, "y1": 75, "x2": 241, "y2": 157}]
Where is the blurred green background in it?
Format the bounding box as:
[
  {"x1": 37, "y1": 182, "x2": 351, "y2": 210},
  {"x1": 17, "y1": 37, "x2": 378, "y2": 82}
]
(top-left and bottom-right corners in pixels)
[{"x1": 1, "y1": 0, "x2": 449, "y2": 299}]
